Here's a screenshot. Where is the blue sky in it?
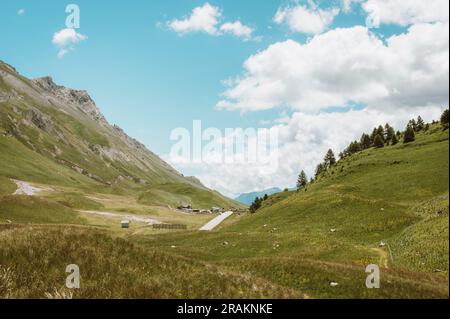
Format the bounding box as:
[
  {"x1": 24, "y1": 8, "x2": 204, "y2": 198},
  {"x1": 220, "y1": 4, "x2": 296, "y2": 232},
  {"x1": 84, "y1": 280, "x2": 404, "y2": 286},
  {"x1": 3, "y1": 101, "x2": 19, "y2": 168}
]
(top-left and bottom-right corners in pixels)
[
  {"x1": 0, "y1": 0, "x2": 368, "y2": 153},
  {"x1": 1, "y1": 0, "x2": 294, "y2": 151},
  {"x1": 1, "y1": 1, "x2": 448, "y2": 196}
]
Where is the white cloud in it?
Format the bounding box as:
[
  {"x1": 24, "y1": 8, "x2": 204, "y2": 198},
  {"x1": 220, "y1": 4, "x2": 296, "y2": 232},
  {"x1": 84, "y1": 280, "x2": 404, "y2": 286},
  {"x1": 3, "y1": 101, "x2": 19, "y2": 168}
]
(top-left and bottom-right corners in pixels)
[
  {"x1": 167, "y1": 3, "x2": 256, "y2": 41},
  {"x1": 168, "y1": 3, "x2": 222, "y2": 35},
  {"x1": 274, "y1": 3, "x2": 340, "y2": 35},
  {"x1": 342, "y1": 0, "x2": 363, "y2": 13},
  {"x1": 220, "y1": 21, "x2": 254, "y2": 41},
  {"x1": 362, "y1": 0, "x2": 449, "y2": 26},
  {"x1": 52, "y1": 28, "x2": 87, "y2": 59},
  {"x1": 18, "y1": 9, "x2": 25, "y2": 16},
  {"x1": 52, "y1": 28, "x2": 87, "y2": 46},
  {"x1": 217, "y1": 22, "x2": 449, "y2": 113},
  {"x1": 167, "y1": 106, "x2": 444, "y2": 197}
]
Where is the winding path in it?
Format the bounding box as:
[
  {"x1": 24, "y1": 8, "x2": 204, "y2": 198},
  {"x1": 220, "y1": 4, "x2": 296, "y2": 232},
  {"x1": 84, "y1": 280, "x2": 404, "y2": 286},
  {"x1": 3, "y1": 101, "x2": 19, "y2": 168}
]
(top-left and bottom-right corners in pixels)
[{"x1": 199, "y1": 211, "x2": 233, "y2": 231}]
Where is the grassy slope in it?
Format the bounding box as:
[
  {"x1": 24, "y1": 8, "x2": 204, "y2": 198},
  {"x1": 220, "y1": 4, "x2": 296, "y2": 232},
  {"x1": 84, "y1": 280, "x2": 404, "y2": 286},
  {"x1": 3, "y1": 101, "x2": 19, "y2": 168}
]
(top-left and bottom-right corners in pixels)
[
  {"x1": 0, "y1": 195, "x2": 86, "y2": 225},
  {"x1": 0, "y1": 177, "x2": 15, "y2": 196},
  {"x1": 138, "y1": 183, "x2": 244, "y2": 209},
  {"x1": 0, "y1": 225, "x2": 300, "y2": 299},
  {"x1": 137, "y1": 126, "x2": 449, "y2": 298}
]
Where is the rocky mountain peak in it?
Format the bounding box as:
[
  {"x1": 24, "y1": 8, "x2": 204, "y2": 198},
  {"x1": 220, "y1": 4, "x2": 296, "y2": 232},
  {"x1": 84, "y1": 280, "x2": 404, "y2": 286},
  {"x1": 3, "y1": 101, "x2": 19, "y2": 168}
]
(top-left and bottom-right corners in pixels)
[
  {"x1": 33, "y1": 76, "x2": 60, "y2": 91},
  {"x1": 32, "y1": 76, "x2": 108, "y2": 125}
]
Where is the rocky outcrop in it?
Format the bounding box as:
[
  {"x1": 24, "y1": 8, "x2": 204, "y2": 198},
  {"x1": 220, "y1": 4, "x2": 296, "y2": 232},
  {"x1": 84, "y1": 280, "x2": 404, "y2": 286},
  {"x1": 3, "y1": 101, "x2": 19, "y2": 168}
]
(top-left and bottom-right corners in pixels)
[
  {"x1": 33, "y1": 76, "x2": 108, "y2": 126},
  {"x1": 29, "y1": 109, "x2": 52, "y2": 132}
]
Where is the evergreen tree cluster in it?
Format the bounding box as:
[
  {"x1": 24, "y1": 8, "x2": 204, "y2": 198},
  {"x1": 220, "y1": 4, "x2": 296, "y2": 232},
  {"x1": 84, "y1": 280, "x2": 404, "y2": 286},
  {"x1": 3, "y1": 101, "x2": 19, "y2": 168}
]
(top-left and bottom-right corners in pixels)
[
  {"x1": 287, "y1": 109, "x2": 448, "y2": 214},
  {"x1": 249, "y1": 194, "x2": 269, "y2": 213},
  {"x1": 314, "y1": 149, "x2": 336, "y2": 179},
  {"x1": 303, "y1": 110, "x2": 448, "y2": 184},
  {"x1": 341, "y1": 123, "x2": 400, "y2": 158}
]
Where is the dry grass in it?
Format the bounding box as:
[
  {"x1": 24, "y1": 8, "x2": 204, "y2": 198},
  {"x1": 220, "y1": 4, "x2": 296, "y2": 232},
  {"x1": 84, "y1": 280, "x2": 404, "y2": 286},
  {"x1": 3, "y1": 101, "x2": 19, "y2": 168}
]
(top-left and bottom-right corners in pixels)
[{"x1": 0, "y1": 225, "x2": 301, "y2": 299}]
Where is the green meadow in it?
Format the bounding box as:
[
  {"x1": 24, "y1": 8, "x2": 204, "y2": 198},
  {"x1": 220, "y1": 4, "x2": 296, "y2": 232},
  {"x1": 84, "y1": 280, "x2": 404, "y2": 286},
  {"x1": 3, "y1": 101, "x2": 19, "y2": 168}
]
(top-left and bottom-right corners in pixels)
[{"x1": 0, "y1": 124, "x2": 448, "y2": 298}]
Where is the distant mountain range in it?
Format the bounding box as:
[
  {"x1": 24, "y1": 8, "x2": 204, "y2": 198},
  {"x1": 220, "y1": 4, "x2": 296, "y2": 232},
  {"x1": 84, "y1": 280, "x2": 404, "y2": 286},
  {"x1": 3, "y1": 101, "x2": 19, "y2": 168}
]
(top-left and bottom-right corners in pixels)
[{"x1": 234, "y1": 187, "x2": 282, "y2": 205}]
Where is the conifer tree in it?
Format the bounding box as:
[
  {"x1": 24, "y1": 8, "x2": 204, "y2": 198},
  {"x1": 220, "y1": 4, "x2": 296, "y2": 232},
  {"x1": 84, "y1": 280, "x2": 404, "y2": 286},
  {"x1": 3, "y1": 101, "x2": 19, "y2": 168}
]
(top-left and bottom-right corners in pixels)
[
  {"x1": 391, "y1": 133, "x2": 399, "y2": 145},
  {"x1": 385, "y1": 124, "x2": 395, "y2": 144},
  {"x1": 370, "y1": 128, "x2": 378, "y2": 143},
  {"x1": 297, "y1": 170, "x2": 308, "y2": 190},
  {"x1": 360, "y1": 133, "x2": 372, "y2": 149},
  {"x1": 324, "y1": 149, "x2": 336, "y2": 168},
  {"x1": 377, "y1": 125, "x2": 385, "y2": 141},
  {"x1": 416, "y1": 116, "x2": 425, "y2": 131},
  {"x1": 409, "y1": 119, "x2": 417, "y2": 132},
  {"x1": 403, "y1": 125, "x2": 416, "y2": 143},
  {"x1": 373, "y1": 134, "x2": 384, "y2": 148}
]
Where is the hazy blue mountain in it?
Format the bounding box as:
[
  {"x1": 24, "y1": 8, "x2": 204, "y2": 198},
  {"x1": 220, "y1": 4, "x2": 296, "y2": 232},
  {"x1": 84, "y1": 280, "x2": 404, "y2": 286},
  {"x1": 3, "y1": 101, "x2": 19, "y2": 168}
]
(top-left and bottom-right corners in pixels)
[{"x1": 235, "y1": 187, "x2": 282, "y2": 205}]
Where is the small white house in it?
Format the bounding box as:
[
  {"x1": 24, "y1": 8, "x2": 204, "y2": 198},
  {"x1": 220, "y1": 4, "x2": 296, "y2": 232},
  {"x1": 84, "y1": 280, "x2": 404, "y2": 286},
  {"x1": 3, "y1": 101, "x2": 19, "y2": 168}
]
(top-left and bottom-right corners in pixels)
[{"x1": 121, "y1": 220, "x2": 130, "y2": 229}]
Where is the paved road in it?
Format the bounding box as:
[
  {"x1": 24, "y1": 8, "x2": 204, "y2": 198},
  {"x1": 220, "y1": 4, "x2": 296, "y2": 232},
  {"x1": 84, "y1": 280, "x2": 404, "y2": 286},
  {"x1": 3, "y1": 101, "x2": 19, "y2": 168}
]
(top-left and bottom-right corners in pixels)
[{"x1": 199, "y1": 211, "x2": 233, "y2": 231}]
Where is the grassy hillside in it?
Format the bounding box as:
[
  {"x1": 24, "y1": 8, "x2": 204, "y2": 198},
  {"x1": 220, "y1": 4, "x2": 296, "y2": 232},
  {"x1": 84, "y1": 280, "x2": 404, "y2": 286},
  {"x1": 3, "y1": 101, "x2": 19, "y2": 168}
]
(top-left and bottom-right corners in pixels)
[
  {"x1": 0, "y1": 60, "x2": 238, "y2": 208},
  {"x1": 138, "y1": 183, "x2": 243, "y2": 209},
  {"x1": 136, "y1": 125, "x2": 449, "y2": 298},
  {"x1": 0, "y1": 196, "x2": 86, "y2": 225}
]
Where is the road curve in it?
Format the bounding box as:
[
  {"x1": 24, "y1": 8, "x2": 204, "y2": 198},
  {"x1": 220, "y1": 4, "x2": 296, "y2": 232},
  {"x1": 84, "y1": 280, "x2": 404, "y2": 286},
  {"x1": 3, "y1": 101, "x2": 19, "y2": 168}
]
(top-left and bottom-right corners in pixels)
[{"x1": 199, "y1": 211, "x2": 233, "y2": 231}]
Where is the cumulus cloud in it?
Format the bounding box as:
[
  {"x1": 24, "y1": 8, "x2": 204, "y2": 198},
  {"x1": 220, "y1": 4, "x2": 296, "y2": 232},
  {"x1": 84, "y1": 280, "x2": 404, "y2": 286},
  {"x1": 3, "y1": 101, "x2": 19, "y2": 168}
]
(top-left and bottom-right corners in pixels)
[
  {"x1": 167, "y1": 106, "x2": 444, "y2": 197},
  {"x1": 18, "y1": 9, "x2": 25, "y2": 16},
  {"x1": 217, "y1": 22, "x2": 449, "y2": 113},
  {"x1": 220, "y1": 21, "x2": 254, "y2": 41},
  {"x1": 167, "y1": 3, "x2": 256, "y2": 41},
  {"x1": 52, "y1": 28, "x2": 87, "y2": 59},
  {"x1": 362, "y1": 0, "x2": 449, "y2": 26},
  {"x1": 168, "y1": 3, "x2": 222, "y2": 35},
  {"x1": 274, "y1": 2, "x2": 340, "y2": 35},
  {"x1": 52, "y1": 28, "x2": 88, "y2": 46}
]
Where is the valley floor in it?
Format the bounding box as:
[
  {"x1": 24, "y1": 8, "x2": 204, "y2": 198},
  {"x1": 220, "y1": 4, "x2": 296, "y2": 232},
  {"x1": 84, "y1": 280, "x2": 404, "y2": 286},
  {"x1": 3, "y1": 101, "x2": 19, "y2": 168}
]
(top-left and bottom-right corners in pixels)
[{"x1": 0, "y1": 126, "x2": 449, "y2": 299}]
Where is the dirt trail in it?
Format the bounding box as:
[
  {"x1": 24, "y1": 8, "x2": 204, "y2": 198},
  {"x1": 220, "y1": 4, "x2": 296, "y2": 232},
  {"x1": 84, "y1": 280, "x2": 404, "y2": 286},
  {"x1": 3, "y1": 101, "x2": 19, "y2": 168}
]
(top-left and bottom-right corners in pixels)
[
  {"x1": 11, "y1": 180, "x2": 44, "y2": 196},
  {"x1": 79, "y1": 210, "x2": 161, "y2": 225}
]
